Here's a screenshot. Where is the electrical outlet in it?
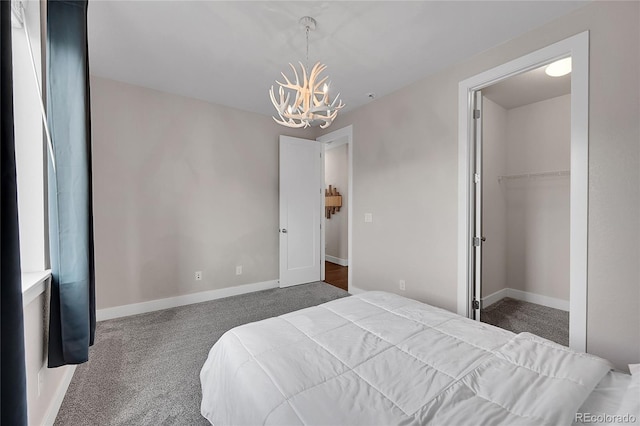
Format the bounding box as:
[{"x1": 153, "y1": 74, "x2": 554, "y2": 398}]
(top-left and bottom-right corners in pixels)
[
  {"x1": 236, "y1": 265, "x2": 243, "y2": 275},
  {"x1": 364, "y1": 213, "x2": 373, "y2": 223},
  {"x1": 195, "y1": 271, "x2": 202, "y2": 281},
  {"x1": 399, "y1": 280, "x2": 406, "y2": 291}
]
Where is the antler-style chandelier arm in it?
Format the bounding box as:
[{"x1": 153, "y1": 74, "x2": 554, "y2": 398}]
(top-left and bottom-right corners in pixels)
[
  {"x1": 272, "y1": 115, "x2": 308, "y2": 128},
  {"x1": 276, "y1": 63, "x2": 302, "y2": 90},
  {"x1": 269, "y1": 85, "x2": 290, "y2": 114}
]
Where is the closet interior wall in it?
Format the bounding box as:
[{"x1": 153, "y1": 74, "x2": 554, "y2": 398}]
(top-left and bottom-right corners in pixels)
[{"x1": 482, "y1": 94, "x2": 571, "y2": 305}]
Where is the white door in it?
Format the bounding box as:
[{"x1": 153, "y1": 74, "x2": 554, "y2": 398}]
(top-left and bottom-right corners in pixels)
[
  {"x1": 279, "y1": 136, "x2": 322, "y2": 287},
  {"x1": 472, "y1": 90, "x2": 484, "y2": 320}
]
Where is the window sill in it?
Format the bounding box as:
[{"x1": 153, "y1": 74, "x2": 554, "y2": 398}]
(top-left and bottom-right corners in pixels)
[{"x1": 22, "y1": 270, "x2": 51, "y2": 307}]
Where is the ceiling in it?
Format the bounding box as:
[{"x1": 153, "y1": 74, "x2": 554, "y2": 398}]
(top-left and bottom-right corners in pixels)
[
  {"x1": 87, "y1": 1, "x2": 587, "y2": 118},
  {"x1": 483, "y1": 62, "x2": 571, "y2": 110}
]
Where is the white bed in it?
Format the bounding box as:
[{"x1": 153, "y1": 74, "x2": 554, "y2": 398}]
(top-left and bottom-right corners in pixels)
[
  {"x1": 575, "y1": 366, "x2": 639, "y2": 425},
  {"x1": 200, "y1": 291, "x2": 637, "y2": 425}
]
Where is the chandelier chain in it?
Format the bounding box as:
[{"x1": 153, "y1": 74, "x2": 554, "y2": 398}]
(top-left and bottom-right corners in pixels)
[{"x1": 305, "y1": 26, "x2": 309, "y2": 70}]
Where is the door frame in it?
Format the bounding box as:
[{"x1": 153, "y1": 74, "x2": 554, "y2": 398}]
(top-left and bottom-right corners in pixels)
[
  {"x1": 317, "y1": 125, "x2": 353, "y2": 293},
  {"x1": 456, "y1": 32, "x2": 589, "y2": 352},
  {"x1": 471, "y1": 90, "x2": 483, "y2": 321}
]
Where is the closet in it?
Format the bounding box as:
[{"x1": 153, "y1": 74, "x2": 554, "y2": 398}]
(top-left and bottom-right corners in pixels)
[{"x1": 479, "y1": 64, "x2": 571, "y2": 345}]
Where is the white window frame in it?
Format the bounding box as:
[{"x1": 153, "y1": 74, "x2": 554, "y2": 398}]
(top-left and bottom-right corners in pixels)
[{"x1": 12, "y1": 0, "x2": 50, "y2": 296}]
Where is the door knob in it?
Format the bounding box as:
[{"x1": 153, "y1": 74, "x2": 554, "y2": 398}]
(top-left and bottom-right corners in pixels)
[{"x1": 281, "y1": 229, "x2": 288, "y2": 233}]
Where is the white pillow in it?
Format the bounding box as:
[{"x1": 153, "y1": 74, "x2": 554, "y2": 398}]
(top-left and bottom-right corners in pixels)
[{"x1": 614, "y1": 364, "x2": 640, "y2": 425}]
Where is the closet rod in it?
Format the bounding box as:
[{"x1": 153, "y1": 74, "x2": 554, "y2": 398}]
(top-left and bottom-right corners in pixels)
[{"x1": 498, "y1": 170, "x2": 570, "y2": 182}]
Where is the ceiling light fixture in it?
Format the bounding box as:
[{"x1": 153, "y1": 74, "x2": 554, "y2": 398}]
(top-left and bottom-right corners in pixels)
[
  {"x1": 269, "y1": 16, "x2": 344, "y2": 129},
  {"x1": 545, "y1": 57, "x2": 572, "y2": 77}
]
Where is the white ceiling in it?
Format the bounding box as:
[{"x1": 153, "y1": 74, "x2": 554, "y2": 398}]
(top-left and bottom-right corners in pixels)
[
  {"x1": 483, "y1": 63, "x2": 571, "y2": 110},
  {"x1": 87, "y1": 1, "x2": 588, "y2": 117}
]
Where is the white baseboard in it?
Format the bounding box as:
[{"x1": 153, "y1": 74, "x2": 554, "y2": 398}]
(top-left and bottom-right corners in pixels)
[
  {"x1": 97, "y1": 280, "x2": 279, "y2": 321},
  {"x1": 325, "y1": 255, "x2": 349, "y2": 267},
  {"x1": 481, "y1": 288, "x2": 509, "y2": 308},
  {"x1": 482, "y1": 288, "x2": 569, "y2": 312},
  {"x1": 42, "y1": 365, "x2": 76, "y2": 426},
  {"x1": 507, "y1": 288, "x2": 569, "y2": 311}
]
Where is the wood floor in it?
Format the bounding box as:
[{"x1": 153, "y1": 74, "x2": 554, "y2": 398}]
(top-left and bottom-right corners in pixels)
[{"x1": 324, "y1": 261, "x2": 348, "y2": 291}]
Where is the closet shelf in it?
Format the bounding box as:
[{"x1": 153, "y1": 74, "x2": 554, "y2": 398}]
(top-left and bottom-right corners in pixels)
[{"x1": 498, "y1": 170, "x2": 570, "y2": 182}]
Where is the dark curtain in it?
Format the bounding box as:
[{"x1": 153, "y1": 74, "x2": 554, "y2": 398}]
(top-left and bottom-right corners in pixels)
[
  {"x1": 47, "y1": 0, "x2": 96, "y2": 368},
  {"x1": 0, "y1": 2, "x2": 28, "y2": 424}
]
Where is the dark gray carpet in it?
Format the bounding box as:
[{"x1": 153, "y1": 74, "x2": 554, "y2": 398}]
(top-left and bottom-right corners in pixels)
[
  {"x1": 481, "y1": 297, "x2": 569, "y2": 346},
  {"x1": 55, "y1": 282, "x2": 348, "y2": 426}
]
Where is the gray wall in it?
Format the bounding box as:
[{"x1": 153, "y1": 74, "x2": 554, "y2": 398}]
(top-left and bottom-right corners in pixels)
[
  {"x1": 90, "y1": 76, "x2": 310, "y2": 309},
  {"x1": 320, "y1": 2, "x2": 639, "y2": 369},
  {"x1": 505, "y1": 95, "x2": 570, "y2": 301},
  {"x1": 324, "y1": 143, "x2": 349, "y2": 262},
  {"x1": 483, "y1": 95, "x2": 571, "y2": 302},
  {"x1": 24, "y1": 286, "x2": 72, "y2": 425}
]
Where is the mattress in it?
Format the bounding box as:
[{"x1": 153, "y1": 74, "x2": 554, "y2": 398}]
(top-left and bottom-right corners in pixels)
[{"x1": 201, "y1": 291, "x2": 615, "y2": 425}]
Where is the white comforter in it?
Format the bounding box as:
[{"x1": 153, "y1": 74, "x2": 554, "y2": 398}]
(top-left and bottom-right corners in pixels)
[{"x1": 201, "y1": 292, "x2": 612, "y2": 425}]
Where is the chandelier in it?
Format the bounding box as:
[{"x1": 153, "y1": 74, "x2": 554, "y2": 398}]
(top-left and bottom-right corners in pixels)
[{"x1": 269, "y1": 17, "x2": 345, "y2": 129}]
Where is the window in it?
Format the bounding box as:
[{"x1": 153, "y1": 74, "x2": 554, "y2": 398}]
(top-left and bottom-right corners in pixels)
[{"x1": 12, "y1": 1, "x2": 47, "y2": 283}]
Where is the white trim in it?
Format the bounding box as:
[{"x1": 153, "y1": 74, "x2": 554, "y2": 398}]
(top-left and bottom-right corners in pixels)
[
  {"x1": 321, "y1": 142, "x2": 326, "y2": 282},
  {"x1": 22, "y1": 270, "x2": 51, "y2": 307},
  {"x1": 317, "y1": 125, "x2": 353, "y2": 145},
  {"x1": 41, "y1": 365, "x2": 76, "y2": 426},
  {"x1": 481, "y1": 288, "x2": 509, "y2": 308},
  {"x1": 482, "y1": 288, "x2": 569, "y2": 312},
  {"x1": 457, "y1": 32, "x2": 589, "y2": 353},
  {"x1": 96, "y1": 280, "x2": 279, "y2": 321},
  {"x1": 317, "y1": 125, "x2": 353, "y2": 294},
  {"x1": 349, "y1": 285, "x2": 366, "y2": 295},
  {"x1": 325, "y1": 255, "x2": 349, "y2": 267},
  {"x1": 507, "y1": 289, "x2": 570, "y2": 312},
  {"x1": 567, "y1": 33, "x2": 589, "y2": 353},
  {"x1": 324, "y1": 134, "x2": 349, "y2": 150}
]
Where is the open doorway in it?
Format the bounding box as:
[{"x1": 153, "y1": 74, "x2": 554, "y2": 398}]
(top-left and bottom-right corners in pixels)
[
  {"x1": 323, "y1": 137, "x2": 349, "y2": 291},
  {"x1": 457, "y1": 32, "x2": 588, "y2": 352},
  {"x1": 479, "y1": 64, "x2": 571, "y2": 345},
  {"x1": 317, "y1": 125, "x2": 353, "y2": 293}
]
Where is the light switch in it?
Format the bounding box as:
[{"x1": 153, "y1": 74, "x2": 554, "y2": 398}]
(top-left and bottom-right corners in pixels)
[{"x1": 364, "y1": 213, "x2": 373, "y2": 223}]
